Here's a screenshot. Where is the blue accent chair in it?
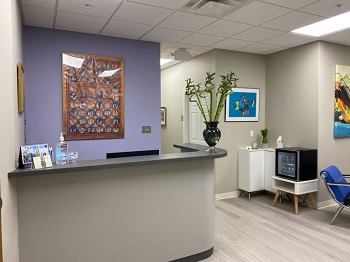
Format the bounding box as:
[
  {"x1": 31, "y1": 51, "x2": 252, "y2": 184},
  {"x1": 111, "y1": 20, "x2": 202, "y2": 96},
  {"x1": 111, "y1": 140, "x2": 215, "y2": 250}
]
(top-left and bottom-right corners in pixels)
[{"x1": 320, "y1": 165, "x2": 350, "y2": 224}]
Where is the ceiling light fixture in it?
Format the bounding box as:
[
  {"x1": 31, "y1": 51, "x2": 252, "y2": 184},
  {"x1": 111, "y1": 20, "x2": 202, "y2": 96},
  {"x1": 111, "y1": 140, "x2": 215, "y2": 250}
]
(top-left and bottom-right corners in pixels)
[
  {"x1": 85, "y1": 3, "x2": 92, "y2": 8},
  {"x1": 291, "y1": 11, "x2": 350, "y2": 37}
]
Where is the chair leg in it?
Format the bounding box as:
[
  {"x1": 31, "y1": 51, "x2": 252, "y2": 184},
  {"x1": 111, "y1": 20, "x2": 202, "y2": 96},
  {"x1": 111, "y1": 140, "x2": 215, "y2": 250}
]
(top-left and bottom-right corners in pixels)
[{"x1": 330, "y1": 205, "x2": 344, "y2": 225}]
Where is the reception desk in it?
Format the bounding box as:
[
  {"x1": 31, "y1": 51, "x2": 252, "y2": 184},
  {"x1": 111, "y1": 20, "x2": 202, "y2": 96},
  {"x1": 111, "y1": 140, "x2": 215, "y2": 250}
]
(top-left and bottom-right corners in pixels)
[{"x1": 9, "y1": 143, "x2": 226, "y2": 262}]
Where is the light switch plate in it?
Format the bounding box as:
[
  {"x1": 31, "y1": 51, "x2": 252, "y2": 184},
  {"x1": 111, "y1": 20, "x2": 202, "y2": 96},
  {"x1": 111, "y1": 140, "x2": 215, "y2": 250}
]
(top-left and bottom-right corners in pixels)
[{"x1": 142, "y1": 126, "x2": 151, "y2": 133}]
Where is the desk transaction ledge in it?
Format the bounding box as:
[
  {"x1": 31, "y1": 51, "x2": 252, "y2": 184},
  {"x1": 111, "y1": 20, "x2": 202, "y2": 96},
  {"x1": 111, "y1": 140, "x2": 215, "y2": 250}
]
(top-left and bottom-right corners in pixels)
[{"x1": 8, "y1": 143, "x2": 227, "y2": 178}]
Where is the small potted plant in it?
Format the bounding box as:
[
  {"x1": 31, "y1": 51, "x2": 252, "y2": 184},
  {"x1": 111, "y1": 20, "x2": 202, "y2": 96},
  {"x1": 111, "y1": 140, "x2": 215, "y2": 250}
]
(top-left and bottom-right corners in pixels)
[
  {"x1": 185, "y1": 72, "x2": 238, "y2": 152},
  {"x1": 261, "y1": 128, "x2": 268, "y2": 148}
]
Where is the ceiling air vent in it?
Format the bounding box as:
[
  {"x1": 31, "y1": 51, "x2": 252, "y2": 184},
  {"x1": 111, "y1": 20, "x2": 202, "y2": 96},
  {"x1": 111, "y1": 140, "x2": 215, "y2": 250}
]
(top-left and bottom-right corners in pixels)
[{"x1": 181, "y1": 0, "x2": 247, "y2": 18}]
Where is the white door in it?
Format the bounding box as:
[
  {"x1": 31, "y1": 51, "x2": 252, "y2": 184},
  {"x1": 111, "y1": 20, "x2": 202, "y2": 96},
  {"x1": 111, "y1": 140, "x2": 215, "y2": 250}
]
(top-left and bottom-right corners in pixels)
[{"x1": 188, "y1": 99, "x2": 207, "y2": 145}]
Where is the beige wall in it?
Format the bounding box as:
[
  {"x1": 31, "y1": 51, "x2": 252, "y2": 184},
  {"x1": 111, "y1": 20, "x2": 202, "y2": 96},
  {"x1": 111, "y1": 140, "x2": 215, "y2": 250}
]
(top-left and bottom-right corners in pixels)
[
  {"x1": 214, "y1": 50, "x2": 266, "y2": 194},
  {"x1": 318, "y1": 41, "x2": 350, "y2": 202},
  {"x1": 161, "y1": 49, "x2": 266, "y2": 194},
  {"x1": 0, "y1": 0, "x2": 23, "y2": 261},
  {"x1": 161, "y1": 50, "x2": 216, "y2": 154},
  {"x1": 266, "y1": 42, "x2": 321, "y2": 200},
  {"x1": 260, "y1": 41, "x2": 350, "y2": 203},
  {"x1": 265, "y1": 42, "x2": 320, "y2": 148},
  {"x1": 162, "y1": 41, "x2": 347, "y2": 199}
]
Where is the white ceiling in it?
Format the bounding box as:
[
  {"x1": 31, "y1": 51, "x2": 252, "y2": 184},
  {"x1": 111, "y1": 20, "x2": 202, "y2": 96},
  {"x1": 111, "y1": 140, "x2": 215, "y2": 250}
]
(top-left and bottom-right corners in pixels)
[{"x1": 19, "y1": 0, "x2": 350, "y2": 69}]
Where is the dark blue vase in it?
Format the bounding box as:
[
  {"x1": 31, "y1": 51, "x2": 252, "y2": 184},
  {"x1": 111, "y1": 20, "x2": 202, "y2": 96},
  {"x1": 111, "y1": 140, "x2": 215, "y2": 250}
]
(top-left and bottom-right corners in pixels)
[{"x1": 203, "y1": 122, "x2": 221, "y2": 153}]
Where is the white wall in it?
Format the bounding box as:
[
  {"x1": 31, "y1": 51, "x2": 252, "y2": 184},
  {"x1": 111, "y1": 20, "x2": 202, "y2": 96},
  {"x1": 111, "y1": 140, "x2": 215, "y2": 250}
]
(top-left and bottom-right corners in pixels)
[
  {"x1": 0, "y1": 0, "x2": 23, "y2": 261},
  {"x1": 161, "y1": 49, "x2": 266, "y2": 194}
]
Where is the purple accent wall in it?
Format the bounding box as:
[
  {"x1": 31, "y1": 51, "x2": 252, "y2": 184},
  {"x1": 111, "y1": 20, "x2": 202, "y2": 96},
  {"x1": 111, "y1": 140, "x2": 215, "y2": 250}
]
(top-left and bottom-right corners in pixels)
[{"x1": 24, "y1": 26, "x2": 161, "y2": 160}]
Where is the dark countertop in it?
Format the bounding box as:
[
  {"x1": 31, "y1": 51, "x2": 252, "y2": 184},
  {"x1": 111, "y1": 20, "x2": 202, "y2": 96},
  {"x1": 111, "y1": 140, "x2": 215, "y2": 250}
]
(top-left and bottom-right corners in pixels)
[{"x1": 8, "y1": 143, "x2": 227, "y2": 178}]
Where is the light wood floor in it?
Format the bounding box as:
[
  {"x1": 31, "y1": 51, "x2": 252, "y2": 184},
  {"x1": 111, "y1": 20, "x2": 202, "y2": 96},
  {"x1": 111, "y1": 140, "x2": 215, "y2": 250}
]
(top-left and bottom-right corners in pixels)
[{"x1": 204, "y1": 194, "x2": 350, "y2": 262}]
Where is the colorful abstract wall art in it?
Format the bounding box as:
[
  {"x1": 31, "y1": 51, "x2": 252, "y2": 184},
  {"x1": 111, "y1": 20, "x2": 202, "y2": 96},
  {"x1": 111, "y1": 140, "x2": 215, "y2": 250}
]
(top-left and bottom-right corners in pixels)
[
  {"x1": 225, "y1": 88, "x2": 259, "y2": 122},
  {"x1": 335, "y1": 64, "x2": 350, "y2": 138},
  {"x1": 62, "y1": 53, "x2": 124, "y2": 140}
]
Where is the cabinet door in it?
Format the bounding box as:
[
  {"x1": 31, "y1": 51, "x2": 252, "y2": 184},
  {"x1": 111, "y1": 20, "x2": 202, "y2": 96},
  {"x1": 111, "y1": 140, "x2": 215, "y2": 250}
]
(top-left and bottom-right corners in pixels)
[
  {"x1": 238, "y1": 150, "x2": 264, "y2": 192},
  {"x1": 264, "y1": 151, "x2": 276, "y2": 193},
  {"x1": 249, "y1": 151, "x2": 265, "y2": 191}
]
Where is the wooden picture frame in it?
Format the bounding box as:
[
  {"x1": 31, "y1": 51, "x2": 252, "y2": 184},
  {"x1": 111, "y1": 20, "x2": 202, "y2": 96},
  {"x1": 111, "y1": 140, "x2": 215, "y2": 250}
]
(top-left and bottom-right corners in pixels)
[
  {"x1": 17, "y1": 62, "x2": 25, "y2": 113},
  {"x1": 225, "y1": 88, "x2": 259, "y2": 122},
  {"x1": 161, "y1": 107, "x2": 167, "y2": 126}
]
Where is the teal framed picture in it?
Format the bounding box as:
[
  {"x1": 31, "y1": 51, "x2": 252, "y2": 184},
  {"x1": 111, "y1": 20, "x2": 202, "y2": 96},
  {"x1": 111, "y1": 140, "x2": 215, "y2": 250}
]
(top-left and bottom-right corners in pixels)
[{"x1": 225, "y1": 88, "x2": 259, "y2": 122}]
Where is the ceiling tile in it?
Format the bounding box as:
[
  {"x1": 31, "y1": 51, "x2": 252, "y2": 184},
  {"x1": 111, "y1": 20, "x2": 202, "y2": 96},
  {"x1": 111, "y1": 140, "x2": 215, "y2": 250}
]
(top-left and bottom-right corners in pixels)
[
  {"x1": 179, "y1": 33, "x2": 224, "y2": 46},
  {"x1": 198, "y1": 20, "x2": 252, "y2": 37},
  {"x1": 223, "y1": 1, "x2": 292, "y2": 26},
  {"x1": 58, "y1": 0, "x2": 122, "y2": 18},
  {"x1": 55, "y1": 11, "x2": 108, "y2": 34},
  {"x1": 128, "y1": 0, "x2": 189, "y2": 10},
  {"x1": 141, "y1": 27, "x2": 192, "y2": 42},
  {"x1": 300, "y1": 0, "x2": 350, "y2": 17},
  {"x1": 261, "y1": 11, "x2": 324, "y2": 31},
  {"x1": 21, "y1": 0, "x2": 56, "y2": 9},
  {"x1": 22, "y1": 5, "x2": 54, "y2": 28},
  {"x1": 237, "y1": 43, "x2": 281, "y2": 54},
  {"x1": 260, "y1": 0, "x2": 319, "y2": 9},
  {"x1": 233, "y1": 27, "x2": 285, "y2": 42},
  {"x1": 158, "y1": 11, "x2": 216, "y2": 31},
  {"x1": 262, "y1": 33, "x2": 314, "y2": 46},
  {"x1": 113, "y1": 2, "x2": 173, "y2": 26},
  {"x1": 210, "y1": 38, "x2": 253, "y2": 51},
  {"x1": 101, "y1": 20, "x2": 153, "y2": 39},
  {"x1": 321, "y1": 29, "x2": 350, "y2": 42},
  {"x1": 192, "y1": 47, "x2": 214, "y2": 56},
  {"x1": 286, "y1": 38, "x2": 316, "y2": 47},
  {"x1": 263, "y1": 46, "x2": 289, "y2": 54},
  {"x1": 55, "y1": 26, "x2": 97, "y2": 35},
  {"x1": 161, "y1": 42, "x2": 174, "y2": 50},
  {"x1": 161, "y1": 51, "x2": 172, "y2": 59}
]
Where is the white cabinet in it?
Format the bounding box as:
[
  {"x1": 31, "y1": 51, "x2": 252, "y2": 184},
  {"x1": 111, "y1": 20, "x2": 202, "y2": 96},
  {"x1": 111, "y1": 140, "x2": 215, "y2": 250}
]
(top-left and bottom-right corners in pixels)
[
  {"x1": 238, "y1": 148, "x2": 276, "y2": 198},
  {"x1": 238, "y1": 149, "x2": 265, "y2": 193}
]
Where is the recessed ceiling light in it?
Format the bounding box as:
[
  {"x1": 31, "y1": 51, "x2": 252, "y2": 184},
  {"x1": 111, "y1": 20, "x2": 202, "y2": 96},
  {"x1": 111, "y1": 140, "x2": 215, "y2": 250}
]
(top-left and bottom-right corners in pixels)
[
  {"x1": 160, "y1": 58, "x2": 173, "y2": 65},
  {"x1": 291, "y1": 11, "x2": 350, "y2": 37}
]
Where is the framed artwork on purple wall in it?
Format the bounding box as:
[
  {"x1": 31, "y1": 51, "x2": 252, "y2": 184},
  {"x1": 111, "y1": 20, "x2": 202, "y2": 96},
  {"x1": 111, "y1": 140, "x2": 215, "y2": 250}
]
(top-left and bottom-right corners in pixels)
[{"x1": 62, "y1": 53, "x2": 124, "y2": 140}]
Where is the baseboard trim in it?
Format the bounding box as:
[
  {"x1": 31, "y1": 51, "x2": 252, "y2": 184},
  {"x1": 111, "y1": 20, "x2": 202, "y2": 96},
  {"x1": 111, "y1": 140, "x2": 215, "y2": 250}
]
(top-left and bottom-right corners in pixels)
[
  {"x1": 169, "y1": 247, "x2": 213, "y2": 262},
  {"x1": 215, "y1": 191, "x2": 337, "y2": 209},
  {"x1": 215, "y1": 191, "x2": 240, "y2": 200},
  {"x1": 316, "y1": 199, "x2": 336, "y2": 209}
]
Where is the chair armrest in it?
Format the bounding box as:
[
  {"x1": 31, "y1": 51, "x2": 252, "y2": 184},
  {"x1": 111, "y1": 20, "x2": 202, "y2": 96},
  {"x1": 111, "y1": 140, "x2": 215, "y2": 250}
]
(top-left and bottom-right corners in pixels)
[
  {"x1": 327, "y1": 182, "x2": 350, "y2": 187},
  {"x1": 343, "y1": 175, "x2": 350, "y2": 178}
]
